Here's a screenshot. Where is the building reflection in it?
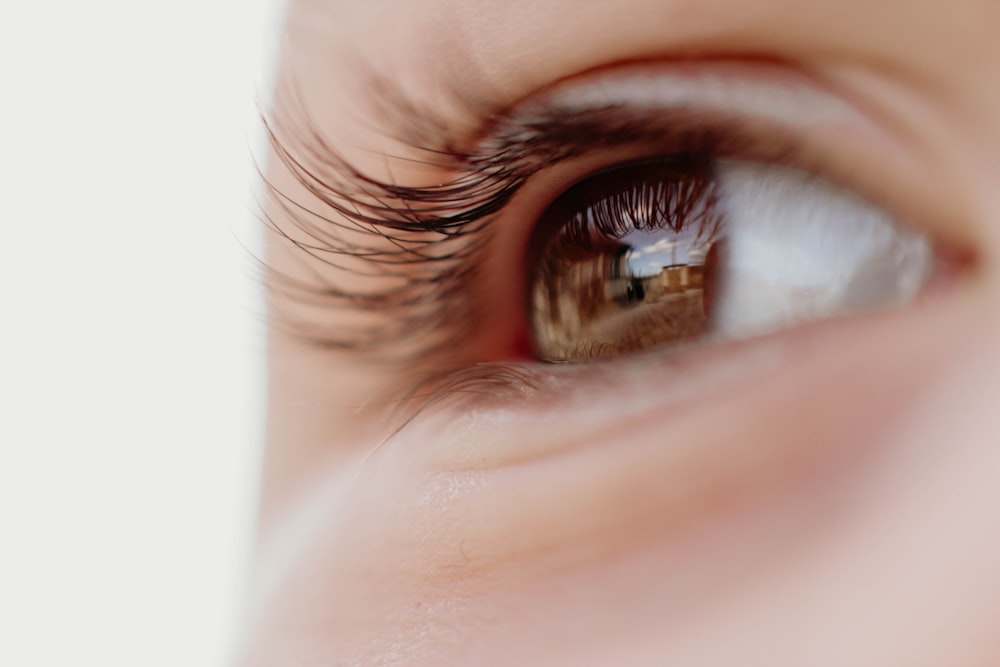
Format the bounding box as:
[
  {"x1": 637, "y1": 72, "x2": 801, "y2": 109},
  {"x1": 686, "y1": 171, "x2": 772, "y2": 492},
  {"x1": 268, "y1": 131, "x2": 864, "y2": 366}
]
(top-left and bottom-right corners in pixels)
[
  {"x1": 531, "y1": 239, "x2": 715, "y2": 359},
  {"x1": 608, "y1": 247, "x2": 706, "y2": 308}
]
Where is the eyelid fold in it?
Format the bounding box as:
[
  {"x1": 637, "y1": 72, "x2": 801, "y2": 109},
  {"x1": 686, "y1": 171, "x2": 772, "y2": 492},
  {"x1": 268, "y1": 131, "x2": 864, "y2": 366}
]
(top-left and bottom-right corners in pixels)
[{"x1": 511, "y1": 62, "x2": 865, "y2": 133}]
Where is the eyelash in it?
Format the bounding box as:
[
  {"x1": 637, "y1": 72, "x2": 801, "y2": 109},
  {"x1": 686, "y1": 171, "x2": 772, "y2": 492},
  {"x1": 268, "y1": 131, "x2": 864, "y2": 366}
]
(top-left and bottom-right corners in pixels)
[
  {"x1": 259, "y1": 83, "x2": 804, "y2": 366},
  {"x1": 260, "y1": 97, "x2": 520, "y2": 359}
]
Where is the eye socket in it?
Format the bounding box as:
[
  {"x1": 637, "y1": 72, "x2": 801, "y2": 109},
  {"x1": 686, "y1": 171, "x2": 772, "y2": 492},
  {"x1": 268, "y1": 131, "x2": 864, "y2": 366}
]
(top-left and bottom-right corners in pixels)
[{"x1": 527, "y1": 155, "x2": 933, "y2": 361}]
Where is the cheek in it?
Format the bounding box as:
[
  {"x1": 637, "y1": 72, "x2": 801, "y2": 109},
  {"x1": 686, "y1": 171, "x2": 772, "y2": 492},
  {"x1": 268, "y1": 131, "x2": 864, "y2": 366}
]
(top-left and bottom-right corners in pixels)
[
  {"x1": 441, "y1": 304, "x2": 998, "y2": 666},
  {"x1": 249, "y1": 345, "x2": 1000, "y2": 659},
  {"x1": 243, "y1": 294, "x2": 997, "y2": 666},
  {"x1": 408, "y1": 295, "x2": 971, "y2": 573}
]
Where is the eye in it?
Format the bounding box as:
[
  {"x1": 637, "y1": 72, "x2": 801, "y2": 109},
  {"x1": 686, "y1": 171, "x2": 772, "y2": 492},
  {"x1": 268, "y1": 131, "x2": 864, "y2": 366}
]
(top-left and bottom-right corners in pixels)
[{"x1": 527, "y1": 155, "x2": 933, "y2": 361}]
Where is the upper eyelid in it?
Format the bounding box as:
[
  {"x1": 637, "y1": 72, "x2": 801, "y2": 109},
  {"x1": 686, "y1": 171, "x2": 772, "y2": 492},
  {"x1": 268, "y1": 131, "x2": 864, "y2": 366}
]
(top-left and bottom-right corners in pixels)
[{"x1": 266, "y1": 70, "x2": 850, "y2": 237}]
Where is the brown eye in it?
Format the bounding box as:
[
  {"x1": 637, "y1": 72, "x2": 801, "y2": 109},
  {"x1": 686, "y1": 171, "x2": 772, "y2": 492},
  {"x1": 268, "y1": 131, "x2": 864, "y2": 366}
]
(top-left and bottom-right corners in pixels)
[
  {"x1": 526, "y1": 157, "x2": 934, "y2": 363},
  {"x1": 528, "y1": 158, "x2": 726, "y2": 361}
]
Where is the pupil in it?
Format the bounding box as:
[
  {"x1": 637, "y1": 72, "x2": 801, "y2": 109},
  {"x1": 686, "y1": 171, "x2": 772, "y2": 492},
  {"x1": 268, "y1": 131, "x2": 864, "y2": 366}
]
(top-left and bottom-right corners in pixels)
[
  {"x1": 625, "y1": 278, "x2": 644, "y2": 305},
  {"x1": 611, "y1": 247, "x2": 647, "y2": 307}
]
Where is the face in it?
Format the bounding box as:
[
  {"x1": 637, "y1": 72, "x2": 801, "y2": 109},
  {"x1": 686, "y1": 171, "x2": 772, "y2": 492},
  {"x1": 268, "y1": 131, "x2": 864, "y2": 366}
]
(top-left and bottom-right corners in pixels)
[{"x1": 242, "y1": 0, "x2": 1000, "y2": 664}]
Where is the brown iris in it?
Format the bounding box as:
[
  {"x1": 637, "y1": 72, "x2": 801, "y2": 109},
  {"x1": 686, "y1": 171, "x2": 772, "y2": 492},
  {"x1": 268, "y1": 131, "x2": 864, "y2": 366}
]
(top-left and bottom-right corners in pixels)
[{"x1": 528, "y1": 158, "x2": 726, "y2": 361}]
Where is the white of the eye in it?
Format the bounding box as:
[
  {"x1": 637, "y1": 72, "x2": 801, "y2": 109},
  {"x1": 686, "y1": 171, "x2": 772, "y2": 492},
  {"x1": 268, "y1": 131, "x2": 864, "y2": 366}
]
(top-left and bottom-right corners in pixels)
[{"x1": 712, "y1": 161, "x2": 932, "y2": 339}]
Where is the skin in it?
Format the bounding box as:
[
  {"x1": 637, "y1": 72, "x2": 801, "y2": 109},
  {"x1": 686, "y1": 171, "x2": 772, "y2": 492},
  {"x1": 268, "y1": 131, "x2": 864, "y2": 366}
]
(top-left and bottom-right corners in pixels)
[{"x1": 242, "y1": 0, "x2": 1000, "y2": 664}]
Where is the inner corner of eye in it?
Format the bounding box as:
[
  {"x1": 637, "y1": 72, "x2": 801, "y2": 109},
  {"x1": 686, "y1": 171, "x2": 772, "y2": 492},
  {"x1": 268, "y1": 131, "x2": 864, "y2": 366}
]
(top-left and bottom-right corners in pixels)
[{"x1": 522, "y1": 156, "x2": 936, "y2": 363}]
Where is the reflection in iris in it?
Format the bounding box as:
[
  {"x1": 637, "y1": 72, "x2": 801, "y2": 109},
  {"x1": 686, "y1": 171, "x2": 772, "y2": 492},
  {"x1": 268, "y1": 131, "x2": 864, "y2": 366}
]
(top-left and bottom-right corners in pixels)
[{"x1": 529, "y1": 160, "x2": 722, "y2": 360}]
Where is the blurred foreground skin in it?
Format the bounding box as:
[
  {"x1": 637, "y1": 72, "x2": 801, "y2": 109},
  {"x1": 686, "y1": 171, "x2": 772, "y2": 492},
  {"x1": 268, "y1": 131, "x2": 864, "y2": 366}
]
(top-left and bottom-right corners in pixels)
[{"x1": 241, "y1": 0, "x2": 1000, "y2": 665}]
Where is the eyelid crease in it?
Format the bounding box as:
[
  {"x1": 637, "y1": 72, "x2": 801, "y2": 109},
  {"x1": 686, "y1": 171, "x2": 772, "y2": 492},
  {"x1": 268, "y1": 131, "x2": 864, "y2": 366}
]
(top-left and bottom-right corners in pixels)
[{"x1": 533, "y1": 62, "x2": 864, "y2": 131}]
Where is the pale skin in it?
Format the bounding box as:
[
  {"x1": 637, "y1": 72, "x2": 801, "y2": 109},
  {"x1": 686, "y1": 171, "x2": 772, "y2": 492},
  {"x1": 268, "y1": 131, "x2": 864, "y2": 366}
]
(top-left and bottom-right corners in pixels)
[{"x1": 242, "y1": 0, "x2": 1000, "y2": 664}]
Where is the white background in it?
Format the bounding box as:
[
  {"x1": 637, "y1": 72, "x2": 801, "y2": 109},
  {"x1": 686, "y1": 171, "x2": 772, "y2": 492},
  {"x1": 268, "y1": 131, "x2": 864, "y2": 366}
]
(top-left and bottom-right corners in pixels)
[{"x1": 0, "y1": 1, "x2": 283, "y2": 665}]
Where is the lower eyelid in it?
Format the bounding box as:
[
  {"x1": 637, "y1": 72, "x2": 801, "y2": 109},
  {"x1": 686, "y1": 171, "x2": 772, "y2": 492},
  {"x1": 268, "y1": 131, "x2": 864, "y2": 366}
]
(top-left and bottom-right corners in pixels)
[{"x1": 391, "y1": 285, "x2": 971, "y2": 473}]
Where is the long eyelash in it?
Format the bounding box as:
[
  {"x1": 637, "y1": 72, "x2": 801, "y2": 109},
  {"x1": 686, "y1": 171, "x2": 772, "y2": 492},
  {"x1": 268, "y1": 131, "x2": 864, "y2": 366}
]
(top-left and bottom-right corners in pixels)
[
  {"x1": 259, "y1": 80, "x2": 531, "y2": 359},
  {"x1": 586, "y1": 164, "x2": 722, "y2": 240},
  {"x1": 546, "y1": 159, "x2": 723, "y2": 263}
]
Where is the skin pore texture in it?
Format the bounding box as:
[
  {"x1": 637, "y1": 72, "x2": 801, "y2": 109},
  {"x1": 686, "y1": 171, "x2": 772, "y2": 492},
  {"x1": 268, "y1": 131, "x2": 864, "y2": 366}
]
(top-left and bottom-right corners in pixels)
[{"x1": 244, "y1": 0, "x2": 1000, "y2": 665}]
